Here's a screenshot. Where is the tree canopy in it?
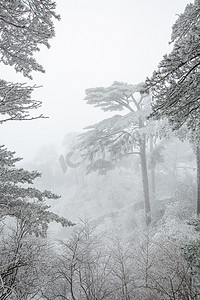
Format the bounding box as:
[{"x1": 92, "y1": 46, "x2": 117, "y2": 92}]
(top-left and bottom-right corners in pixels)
[
  {"x1": 0, "y1": 145, "x2": 73, "y2": 236},
  {"x1": 0, "y1": 145, "x2": 74, "y2": 299},
  {"x1": 0, "y1": 0, "x2": 60, "y2": 122},
  {"x1": 0, "y1": 0, "x2": 60, "y2": 79},
  {"x1": 79, "y1": 82, "x2": 152, "y2": 161},
  {"x1": 77, "y1": 82, "x2": 157, "y2": 225},
  {"x1": 146, "y1": 1, "x2": 200, "y2": 132}
]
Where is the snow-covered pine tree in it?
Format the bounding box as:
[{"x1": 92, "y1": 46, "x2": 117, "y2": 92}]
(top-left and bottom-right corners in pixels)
[
  {"x1": 0, "y1": 145, "x2": 73, "y2": 236},
  {"x1": 146, "y1": 1, "x2": 200, "y2": 131},
  {"x1": 0, "y1": 0, "x2": 60, "y2": 122},
  {"x1": 146, "y1": 1, "x2": 200, "y2": 214},
  {"x1": 0, "y1": 145, "x2": 74, "y2": 299},
  {"x1": 77, "y1": 81, "x2": 161, "y2": 226}
]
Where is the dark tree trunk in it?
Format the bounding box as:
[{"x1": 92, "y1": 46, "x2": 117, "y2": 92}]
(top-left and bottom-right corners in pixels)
[
  {"x1": 149, "y1": 136, "x2": 156, "y2": 202},
  {"x1": 196, "y1": 143, "x2": 200, "y2": 215},
  {"x1": 139, "y1": 139, "x2": 151, "y2": 226}
]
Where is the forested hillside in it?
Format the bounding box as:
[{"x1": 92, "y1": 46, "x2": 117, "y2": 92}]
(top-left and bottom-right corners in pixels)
[{"x1": 0, "y1": 1, "x2": 200, "y2": 299}]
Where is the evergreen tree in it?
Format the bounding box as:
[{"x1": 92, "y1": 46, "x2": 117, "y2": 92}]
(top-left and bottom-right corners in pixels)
[
  {"x1": 0, "y1": 145, "x2": 73, "y2": 299},
  {"x1": 0, "y1": 0, "x2": 60, "y2": 122},
  {"x1": 146, "y1": 1, "x2": 200, "y2": 132},
  {"x1": 146, "y1": 1, "x2": 200, "y2": 214},
  {"x1": 0, "y1": 2, "x2": 76, "y2": 298},
  {"x1": 0, "y1": 145, "x2": 73, "y2": 234},
  {"x1": 77, "y1": 81, "x2": 160, "y2": 226}
]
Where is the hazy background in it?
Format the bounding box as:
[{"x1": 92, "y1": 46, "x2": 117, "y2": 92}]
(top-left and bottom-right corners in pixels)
[{"x1": 0, "y1": 0, "x2": 190, "y2": 162}]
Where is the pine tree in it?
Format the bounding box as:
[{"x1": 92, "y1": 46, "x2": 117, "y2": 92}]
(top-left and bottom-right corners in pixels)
[
  {"x1": 77, "y1": 81, "x2": 159, "y2": 226},
  {"x1": 0, "y1": 0, "x2": 60, "y2": 122},
  {"x1": 0, "y1": 145, "x2": 74, "y2": 299},
  {"x1": 146, "y1": 1, "x2": 200, "y2": 214},
  {"x1": 0, "y1": 2, "x2": 76, "y2": 298},
  {"x1": 0, "y1": 145, "x2": 73, "y2": 234},
  {"x1": 146, "y1": 1, "x2": 200, "y2": 132}
]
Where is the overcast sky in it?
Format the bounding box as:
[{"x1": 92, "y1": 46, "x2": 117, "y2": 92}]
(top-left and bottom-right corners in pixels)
[{"x1": 0, "y1": 0, "x2": 190, "y2": 161}]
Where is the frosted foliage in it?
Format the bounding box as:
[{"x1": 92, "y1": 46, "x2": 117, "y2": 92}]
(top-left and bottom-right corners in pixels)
[
  {"x1": 0, "y1": 0, "x2": 59, "y2": 79},
  {"x1": 147, "y1": 2, "x2": 200, "y2": 133},
  {"x1": 40, "y1": 220, "x2": 200, "y2": 299},
  {"x1": 0, "y1": 80, "x2": 43, "y2": 123},
  {"x1": 0, "y1": 0, "x2": 59, "y2": 122},
  {"x1": 0, "y1": 145, "x2": 73, "y2": 299},
  {"x1": 78, "y1": 81, "x2": 155, "y2": 163},
  {"x1": 0, "y1": 1, "x2": 200, "y2": 298},
  {"x1": 85, "y1": 81, "x2": 145, "y2": 112},
  {"x1": 0, "y1": 145, "x2": 73, "y2": 236}
]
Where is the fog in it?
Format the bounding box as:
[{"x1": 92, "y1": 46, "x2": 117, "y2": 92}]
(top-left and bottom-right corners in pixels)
[
  {"x1": 1, "y1": 1, "x2": 200, "y2": 299},
  {"x1": 0, "y1": 0, "x2": 189, "y2": 161}
]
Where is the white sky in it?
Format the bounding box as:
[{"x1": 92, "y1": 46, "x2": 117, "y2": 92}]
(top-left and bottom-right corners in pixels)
[{"x1": 0, "y1": 0, "x2": 191, "y2": 161}]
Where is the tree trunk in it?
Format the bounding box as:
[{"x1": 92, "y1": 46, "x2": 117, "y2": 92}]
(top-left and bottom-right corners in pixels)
[
  {"x1": 196, "y1": 143, "x2": 200, "y2": 215},
  {"x1": 139, "y1": 139, "x2": 151, "y2": 226},
  {"x1": 149, "y1": 136, "x2": 156, "y2": 202}
]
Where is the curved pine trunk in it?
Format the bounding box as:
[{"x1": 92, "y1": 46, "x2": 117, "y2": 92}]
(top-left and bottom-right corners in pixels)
[
  {"x1": 197, "y1": 143, "x2": 200, "y2": 215},
  {"x1": 139, "y1": 139, "x2": 151, "y2": 226},
  {"x1": 149, "y1": 136, "x2": 156, "y2": 202}
]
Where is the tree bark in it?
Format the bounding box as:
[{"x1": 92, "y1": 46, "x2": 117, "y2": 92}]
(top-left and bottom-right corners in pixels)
[
  {"x1": 149, "y1": 136, "x2": 156, "y2": 202},
  {"x1": 196, "y1": 143, "x2": 200, "y2": 215},
  {"x1": 139, "y1": 139, "x2": 151, "y2": 226}
]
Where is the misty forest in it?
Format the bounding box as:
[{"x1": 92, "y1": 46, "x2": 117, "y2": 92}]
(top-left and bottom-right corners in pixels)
[{"x1": 0, "y1": 1, "x2": 200, "y2": 299}]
